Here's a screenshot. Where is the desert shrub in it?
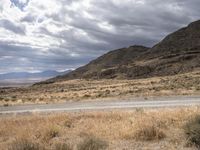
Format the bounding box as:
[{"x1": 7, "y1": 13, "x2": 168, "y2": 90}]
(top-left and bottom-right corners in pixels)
[
  {"x1": 134, "y1": 118, "x2": 166, "y2": 141},
  {"x1": 134, "y1": 125, "x2": 165, "y2": 141},
  {"x1": 43, "y1": 126, "x2": 60, "y2": 141},
  {"x1": 12, "y1": 95, "x2": 17, "y2": 99},
  {"x1": 64, "y1": 119, "x2": 73, "y2": 128},
  {"x1": 54, "y1": 143, "x2": 72, "y2": 150},
  {"x1": 3, "y1": 103, "x2": 9, "y2": 107},
  {"x1": 185, "y1": 115, "x2": 200, "y2": 147},
  {"x1": 195, "y1": 86, "x2": 200, "y2": 91},
  {"x1": 83, "y1": 94, "x2": 91, "y2": 98},
  {"x1": 77, "y1": 137, "x2": 108, "y2": 150},
  {"x1": 9, "y1": 138, "x2": 42, "y2": 150},
  {"x1": 4, "y1": 98, "x2": 10, "y2": 102},
  {"x1": 135, "y1": 108, "x2": 144, "y2": 113}
]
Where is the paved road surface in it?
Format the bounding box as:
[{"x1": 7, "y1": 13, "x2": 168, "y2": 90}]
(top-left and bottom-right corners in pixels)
[{"x1": 1, "y1": 96, "x2": 200, "y2": 114}]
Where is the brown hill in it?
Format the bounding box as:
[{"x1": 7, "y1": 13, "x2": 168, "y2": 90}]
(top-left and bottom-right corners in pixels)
[
  {"x1": 134, "y1": 20, "x2": 200, "y2": 77},
  {"x1": 45, "y1": 45, "x2": 149, "y2": 82},
  {"x1": 43, "y1": 20, "x2": 200, "y2": 83},
  {"x1": 144, "y1": 20, "x2": 200, "y2": 58}
]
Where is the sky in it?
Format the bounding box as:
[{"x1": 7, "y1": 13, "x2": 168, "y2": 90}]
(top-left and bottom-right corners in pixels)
[{"x1": 0, "y1": 0, "x2": 200, "y2": 73}]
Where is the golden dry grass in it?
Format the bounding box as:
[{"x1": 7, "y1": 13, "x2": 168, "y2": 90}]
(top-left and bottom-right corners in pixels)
[
  {"x1": 0, "y1": 107, "x2": 200, "y2": 149},
  {"x1": 1, "y1": 71, "x2": 200, "y2": 106}
]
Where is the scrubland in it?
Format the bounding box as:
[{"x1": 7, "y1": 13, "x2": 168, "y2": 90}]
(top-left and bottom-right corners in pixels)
[
  {"x1": 1, "y1": 71, "x2": 200, "y2": 106},
  {"x1": 0, "y1": 107, "x2": 200, "y2": 150},
  {"x1": 1, "y1": 71, "x2": 200, "y2": 149}
]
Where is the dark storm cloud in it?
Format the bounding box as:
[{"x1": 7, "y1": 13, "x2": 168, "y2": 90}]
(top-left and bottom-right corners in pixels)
[
  {"x1": 57, "y1": 0, "x2": 198, "y2": 51},
  {"x1": 0, "y1": 0, "x2": 200, "y2": 73},
  {"x1": 0, "y1": 41, "x2": 91, "y2": 73},
  {"x1": 83, "y1": 0, "x2": 189, "y2": 46}
]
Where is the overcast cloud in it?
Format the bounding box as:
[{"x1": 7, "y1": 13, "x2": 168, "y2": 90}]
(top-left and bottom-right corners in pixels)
[{"x1": 0, "y1": 0, "x2": 200, "y2": 73}]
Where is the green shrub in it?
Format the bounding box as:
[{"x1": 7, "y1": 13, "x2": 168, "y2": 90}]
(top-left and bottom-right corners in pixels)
[
  {"x1": 77, "y1": 137, "x2": 108, "y2": 150},
  {"x1": 185, "y1": 115, "x2": 200, "y2": 147}
]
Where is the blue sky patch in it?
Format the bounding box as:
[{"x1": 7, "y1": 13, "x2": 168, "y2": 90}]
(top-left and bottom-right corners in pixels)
[{"x1": 10, "y1": 0, "x2": 30, "y2": 11}]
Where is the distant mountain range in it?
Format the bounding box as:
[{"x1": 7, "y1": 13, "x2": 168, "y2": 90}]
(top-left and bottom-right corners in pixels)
[
  {"x1": 43, "y1": 19, "x2": 200, "y2": 83},
  {"x1": 0, "y1": 70, "x2": 71, "y2": 80}
]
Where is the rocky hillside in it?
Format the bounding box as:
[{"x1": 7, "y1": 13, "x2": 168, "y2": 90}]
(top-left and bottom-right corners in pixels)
[
  {"x1": 134, "y1": 20, "x2": 200, "y2": 77},
  {"x1": 47, "y1": 46, "x2": 149, "y2": 81},
  {"x1": 46, "y1": 20, "x2": 200, "y2": 82}
]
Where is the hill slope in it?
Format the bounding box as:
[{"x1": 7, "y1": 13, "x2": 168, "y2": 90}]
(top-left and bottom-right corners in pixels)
[
  {"x1": 134, "y1": 20, "x2": 200, "y2": 77},
  {"x1": 48, "y1": 20, "x2": 200, "y2": 82},
  {"x1": 49, "y1": 46, "x2": 149, "y2": 81}
]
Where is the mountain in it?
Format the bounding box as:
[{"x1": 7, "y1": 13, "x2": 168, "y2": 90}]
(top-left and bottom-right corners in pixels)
[
  {"x1": 0, "y1": 70, "x2": 71, "y2": 80},
  {"x1": 45, "y1": 20, "x2": 200, "y2": 82},
  {"x1": 47, "y1": 46, "x2": 149, "y2": 81},
  {"x1": 133, "y1": 20, "x2": 200, "y2": 77}
]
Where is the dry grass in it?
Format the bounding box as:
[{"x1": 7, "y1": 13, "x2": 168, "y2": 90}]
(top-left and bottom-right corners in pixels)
[
  {"x1": 133, "y1": 116, "x2": 166, "y2": 141},
  {"x1": 0, "y1": 107, "x2": 200, "y2": 149},
  {"x1": 77, "y1": 137, "x2": 108, "y2": 150},
  {"x1": 184, "y1": 115, "x2": 200, "y2": 148},
  {"x1": 42, "y1": 125, "x2": 60, "y2": 142},
  {"x1": 8, "y1": 138, "x2": 42, "y2": 150},
  {"x1": 54, "y1": 142, "x2": 72, "y2": 150},
  {"x1": 1, "y1": 71, "x2": 200, "y2": 105}
]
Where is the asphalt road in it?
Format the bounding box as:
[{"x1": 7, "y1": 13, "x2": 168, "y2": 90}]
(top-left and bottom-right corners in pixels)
[{"x1": 1, "y1": 96, "x2": 200, "y2": 115}]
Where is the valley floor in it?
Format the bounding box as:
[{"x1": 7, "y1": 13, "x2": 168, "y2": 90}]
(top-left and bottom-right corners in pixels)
[
  {"x1": 1, "y1": 71, "x2": 200, "y2": 106},
  {"x1": 0, "y1": 107, "x2": 199, "y2": 150},
  {"x1": 1, "y1": 72, "x2": 200, "y2": 149}
]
